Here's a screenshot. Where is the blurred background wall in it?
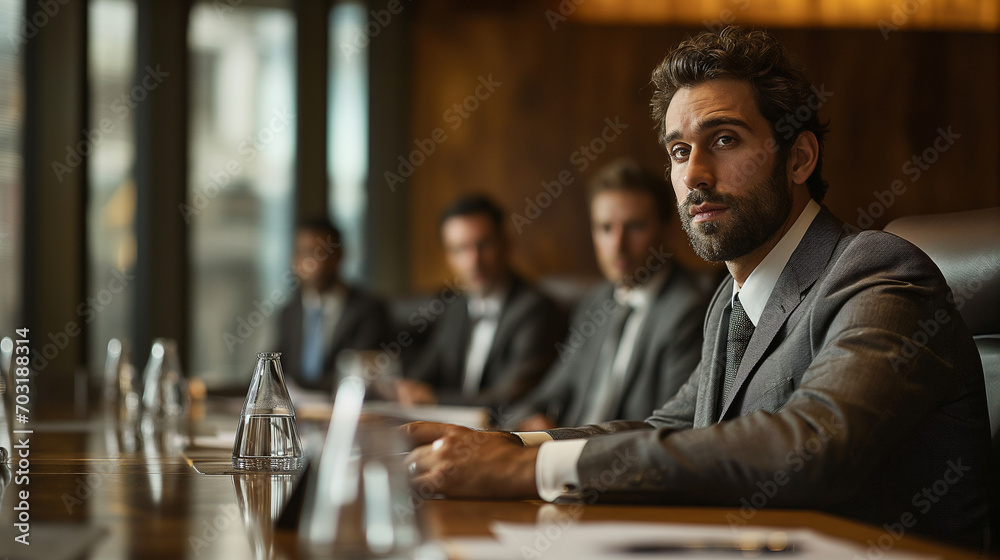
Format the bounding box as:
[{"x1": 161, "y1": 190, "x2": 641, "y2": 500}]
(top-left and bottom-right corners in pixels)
[
  {"x1": 406, "y1": 1, "x2": 1000, "y2": 289},
  {"x1": 1, "y1": 0, "x2": 997, "y2": 407}
]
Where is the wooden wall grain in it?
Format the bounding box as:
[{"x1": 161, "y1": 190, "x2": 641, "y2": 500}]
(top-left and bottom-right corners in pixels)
[{"x1": 393, "y1": 3, "x2": 999, "y2": 291}]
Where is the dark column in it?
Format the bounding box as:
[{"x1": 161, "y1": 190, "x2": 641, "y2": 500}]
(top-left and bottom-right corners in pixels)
[
  {"x1": 132, "y1": 0, "x2": 191, "y2": 367},
  {"x1": 366, "y1": 0, "x2": 411, "y2": 294},
  {"x1": 22, "y1": 0, "x2": 88, "y2": 405},
  {"x1": 295, "y1": 0, "x2": 330, "y2": 222}
]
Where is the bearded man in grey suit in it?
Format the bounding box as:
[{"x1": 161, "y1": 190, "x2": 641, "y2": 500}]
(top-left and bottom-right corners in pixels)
[
  {"x1": 506, "y1": 159, "x2": 709, "y2": 430},
  {"x1": 403, "y1": 27, "x2": 993, "y2": 551}
]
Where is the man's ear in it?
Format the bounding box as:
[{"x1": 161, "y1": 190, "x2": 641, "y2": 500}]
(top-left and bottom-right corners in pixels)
[{"x1": 787, "y1": 131, "x2": 819, "y2": 186}]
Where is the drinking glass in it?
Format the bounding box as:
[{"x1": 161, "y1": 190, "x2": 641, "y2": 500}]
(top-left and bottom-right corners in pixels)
[
  {"x1": 105, "y1": 338, "x2": 140, "y2": 418},
  {"x1": 141, "y1": 338, "x2": 188, "y2": 418},
  {"x1": 299, "y1": 376, "x2": 433, "y2": 558}
]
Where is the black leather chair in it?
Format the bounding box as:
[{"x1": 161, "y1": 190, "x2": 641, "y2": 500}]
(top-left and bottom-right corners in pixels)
[{"x1": 884, "y1": 207, "x2": 1000, "y2": 551}]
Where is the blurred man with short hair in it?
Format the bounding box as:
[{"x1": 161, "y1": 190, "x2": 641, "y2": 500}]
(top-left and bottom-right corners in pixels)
[
  {"x1": 399, "y1": 195, "x2": 566, "y2": 408},
  {"x1": 276, "y1": 218, "x2": 391, "y2": 392}
]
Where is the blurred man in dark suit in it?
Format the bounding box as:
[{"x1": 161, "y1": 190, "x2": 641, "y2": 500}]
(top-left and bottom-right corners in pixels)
[
  {"x1": 276, "y1": 219, "x2": 391, "y2": 392},
  {"x1": 398, "y1": 195, "x2": 566, "y2": 409},
  {"x1": 403, "y1": 28, "x2": 992, "y2": 551},
  {"x1": 508, "y1": 159, "x2": 709, "y2": 430}
]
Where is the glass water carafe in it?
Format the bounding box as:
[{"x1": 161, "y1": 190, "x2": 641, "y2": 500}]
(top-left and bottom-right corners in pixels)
[{"x1": 232, "y1": 352, "x2": 303, "y2": 471}]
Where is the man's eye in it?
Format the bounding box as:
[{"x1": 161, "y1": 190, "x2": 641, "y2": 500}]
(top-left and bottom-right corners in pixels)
[
  {"x1": 670, "y1": 145, "x2": 689, "y2": 162},
  {"x1": 715, "y1": 135, "x2": 736, "y2": 147}
]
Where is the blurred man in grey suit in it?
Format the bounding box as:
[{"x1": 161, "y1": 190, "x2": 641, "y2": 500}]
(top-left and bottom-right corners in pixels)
[
  {"x1": 276, "y1": 219, "x2": 391, "y2": 392},
  {"x1": 507, "y1": 160, "x2": 709, "y2": 430},
  {"x1": 404, "y1": 28, "x2": 993, "y2": 550},
  {"x1": 398, "y1": 195, "x2": 566, "y2": 408}
]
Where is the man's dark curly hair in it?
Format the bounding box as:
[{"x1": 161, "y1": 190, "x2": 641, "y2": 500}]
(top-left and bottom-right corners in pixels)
[{"x1": 650, "y1": 27, "x2": 830, "y2": 201}]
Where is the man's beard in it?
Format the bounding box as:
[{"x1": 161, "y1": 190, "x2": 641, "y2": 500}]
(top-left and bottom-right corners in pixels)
[{"x1": 677, "y1": 158, "x2": 793, "y2": 262}]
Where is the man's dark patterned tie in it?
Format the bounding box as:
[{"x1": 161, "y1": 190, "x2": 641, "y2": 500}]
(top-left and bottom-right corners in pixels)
[{"x1": 721, "y1": 293, "x2": 754, "y2": 412}]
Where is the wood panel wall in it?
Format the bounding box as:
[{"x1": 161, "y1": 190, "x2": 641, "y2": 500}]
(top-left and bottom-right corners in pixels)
[{"x1": 396, "y1": 3, "x2": 999, "y2": 291}]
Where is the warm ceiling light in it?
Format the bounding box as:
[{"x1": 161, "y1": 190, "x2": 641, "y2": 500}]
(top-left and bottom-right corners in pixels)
[{"x1": 552, "y1": 0, "x2": 999, "y2": 32}]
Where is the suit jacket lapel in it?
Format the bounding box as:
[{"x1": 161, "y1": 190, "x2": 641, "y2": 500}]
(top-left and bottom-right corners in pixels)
[
  {"x1": 565, "y1": 284, "x2": 618, "y2": 426},
  {"x1": 719, "y1": 208, "x2": 846, "y2": 419},
  {"x1": 444, "y1": 298, "x2": 472, "y2": 388},
  {"x1": 618, "y1": 268, "x2": 672, "y2": 407},
  {"x1": 323, "y1": 287, "x2": 356, "y2": 372},
  {"x1": 480, "y1": 276, "x2": 525, "y2": 381},
  {"x1": 286, "y1": 292, "x2": 305, "y2": 377},
  {"x1": 696, "y1": 281, "x2": 732, "y2": 427}
]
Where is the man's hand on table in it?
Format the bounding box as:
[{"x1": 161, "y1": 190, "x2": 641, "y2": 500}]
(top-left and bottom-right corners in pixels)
[{"x1": 403, "y1": 421, "x2": 539, "y2": 499}]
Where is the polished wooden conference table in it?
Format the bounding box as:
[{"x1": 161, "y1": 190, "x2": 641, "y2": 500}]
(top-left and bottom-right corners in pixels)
[{"x1": 0, "y1": 398, "x2": 989, "y2": 560}]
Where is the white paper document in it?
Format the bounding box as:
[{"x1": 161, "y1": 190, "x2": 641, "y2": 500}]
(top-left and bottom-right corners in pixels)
[{"x1": 441, "y1": 521, "x2": 937, "y2": 560}]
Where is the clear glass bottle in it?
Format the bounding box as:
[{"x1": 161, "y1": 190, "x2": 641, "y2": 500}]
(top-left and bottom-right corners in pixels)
[
  {"x1": 141, "y1": 338, "x2": 188, "y2": 419},
  {"x1": 232, "y1": 352, "x2": 303, "y2": 471}
]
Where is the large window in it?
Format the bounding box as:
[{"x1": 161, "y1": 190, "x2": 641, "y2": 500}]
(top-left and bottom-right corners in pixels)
[
  {"x1": 88, "y1": 0, "x2": 137, "y2": 379},
  {"x1": 0, "y1": 0, "x2": 24, "y2": 338},
  {"x1": 188, "y1": 1, "x2": 296, "y2": 388},
  {"x1": 328, "y1": 1, "x2": 369, "y2": 282}
]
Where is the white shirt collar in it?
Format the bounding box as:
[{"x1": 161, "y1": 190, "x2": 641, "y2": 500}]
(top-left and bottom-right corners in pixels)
[
  {"x1": 302, "y1": 283, "x2": 348, "y2": 311},
  {"x1": 467, "y1": 282, "x2": 510, "y2": 320},
  {"x1": 732, "y1": 199, "x2": 821, "y2": 326},
  {"x1": 617, "y1": 265, "x2": 671, "y2": 310}
]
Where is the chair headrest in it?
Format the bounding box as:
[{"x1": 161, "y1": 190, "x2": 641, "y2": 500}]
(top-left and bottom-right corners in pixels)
[{"x1": 884, "y1": 207, "x2": 1000, "y2": 336}]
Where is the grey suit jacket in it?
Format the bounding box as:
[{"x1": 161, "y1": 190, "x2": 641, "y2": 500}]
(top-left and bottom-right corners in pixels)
[
  {"x1": 505, "y1": 264, "x2": 708, "y2": 427},
  {"x1": 408, "y1": 275, "x2": 567, "y2": 408},
  {"x1": 277, "y1": 286, "x2": 392, "y2": 392},
  {"x1": 547, "y1": 208, "x2": 992, "y2": 550}
]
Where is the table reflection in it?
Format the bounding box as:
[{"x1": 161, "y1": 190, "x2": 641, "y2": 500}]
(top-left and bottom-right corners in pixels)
[{"x1": 233, "y1": 473, "x2": 295, "y2": 560}]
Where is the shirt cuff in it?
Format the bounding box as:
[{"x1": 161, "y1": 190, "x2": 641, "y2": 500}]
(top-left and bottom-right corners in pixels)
[
  {"x1": 512, "y1": 431, "x2": 554, "y2": 447},
  {"x1": 535, "y1": 438, "x2": 588, "y2": 502}
]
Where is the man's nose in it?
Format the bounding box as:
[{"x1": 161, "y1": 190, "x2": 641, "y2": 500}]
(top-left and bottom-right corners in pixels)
[{"x1": 683, "y1": 148, "x2": 716, "y2": 191}]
